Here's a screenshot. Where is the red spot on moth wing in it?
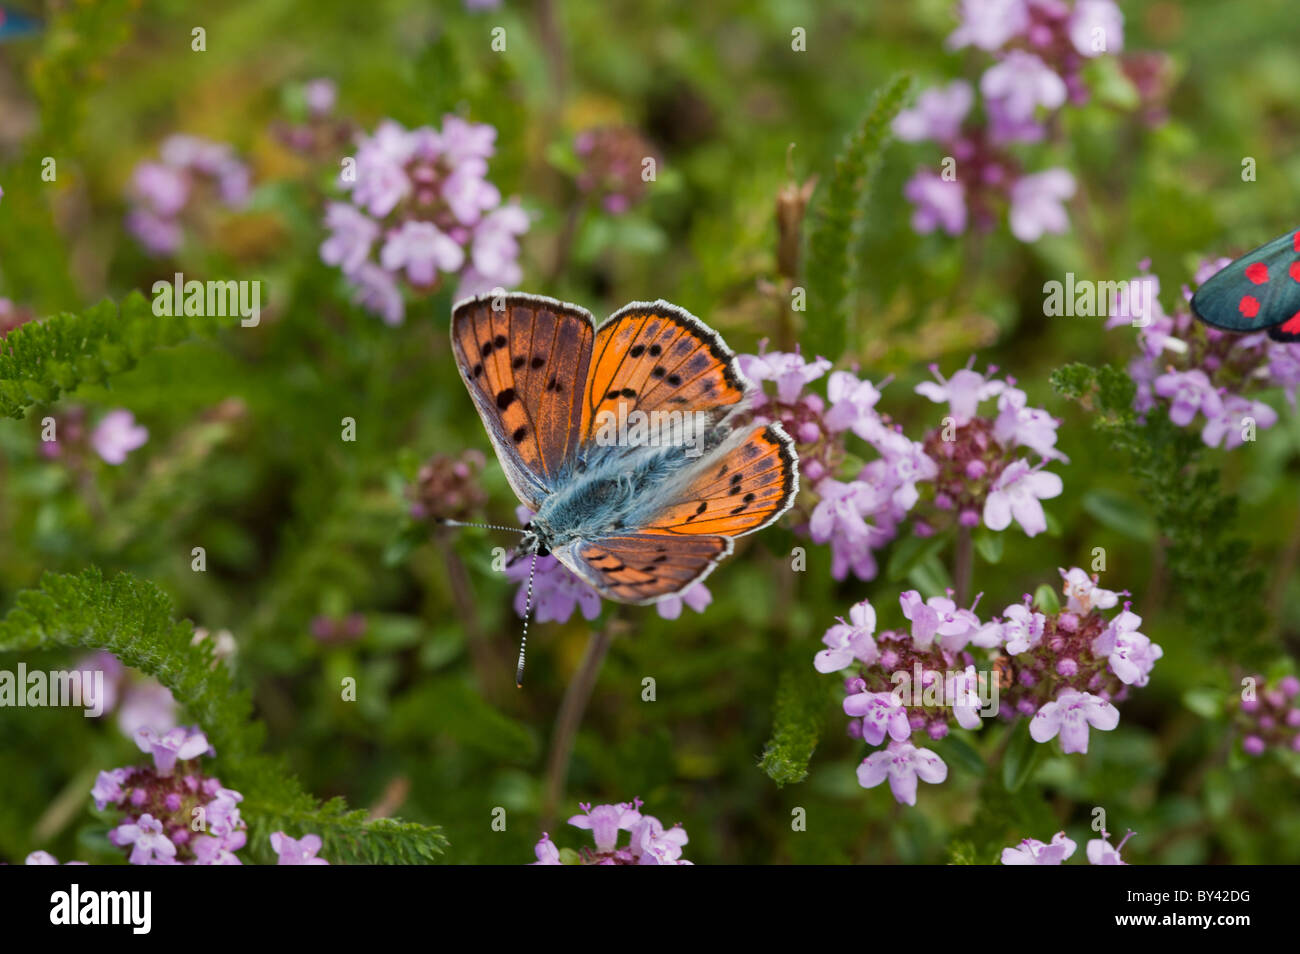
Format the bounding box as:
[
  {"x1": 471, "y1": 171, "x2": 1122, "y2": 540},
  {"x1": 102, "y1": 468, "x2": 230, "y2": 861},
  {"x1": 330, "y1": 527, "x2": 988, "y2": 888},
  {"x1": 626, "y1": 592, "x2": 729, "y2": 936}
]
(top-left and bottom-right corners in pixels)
[
  {"x1": 1245, "y1": 262, "x2": 1269, "y2": 284},
  {"x1": 1283, "y1": 313, "x2": 1300, "y2": 335},
  {"x1": 1290, "y1": 261, "x2": 1300, "y2": 283},
  {"x1": 1239, "y1": 296, "x2": 1261, "y2": 318}
]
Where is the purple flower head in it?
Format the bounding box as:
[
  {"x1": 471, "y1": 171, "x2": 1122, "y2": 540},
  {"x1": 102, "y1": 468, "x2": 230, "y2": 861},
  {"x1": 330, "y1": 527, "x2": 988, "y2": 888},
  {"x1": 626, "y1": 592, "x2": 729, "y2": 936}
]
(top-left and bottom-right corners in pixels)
[
  {"x1": 844, "y1": 690, "x2": 912, "y2": 745},
  {"x1": 1068, "y1": 0, "x2": 1124, "y2": 58},
  {"x1": 567, "y1": 800, "x2": 643, "y2": 853},
  {"x1": 738, "y1": 346, "x2": 831, "y2": 405},
  {"x1": 1153, "y1": 369, "x2": 1222, "y2": 427},
  {"x1": 1093, "y1": 610, "x2": 1162, "y2": 687},
  {"x1": 627, "y1": 815, "x2": 690, "y2": 866},
  {"x1": 915, "y1": 364, "x2": 1005, "y2": 424},
  {"x1": 380, "y1": 220, "x2": 465, "y2": 285},
  {"x1": 982, "y1": 459, "x2": 1062, "y2": 536},
  {"x1": 948, "y1": 0, "x2": 1030, "y2": 51},
  {"x1": 893, "y1": 81, "x2": 974, "y2": 144},
  {"x1": 531, "y1": 832, "x2": 562, "y2": 865},
  {"x1": 655, "y1": 582, "x2": 712, "y2": 620},
  {"x1": 270, "y1": 832, "x2": 329, "y2": 865},
  {"x1": 903, "y1": 170, "x2": 966, "y2": 236},
  {"x1": 815, "y1": 599, "x2": 879, "y2": 673},
  {"x1": 1008, "y1": 168, "x2": 1075, "y2": 242},
  {"x1": 899, "y1": 589, "x2": 982, "y2": 652},
  {"x1": 980, "y1": 52, "x2": 1067, "y2": 130},
  {"x1": 1001, "y1": 602, "x2": 1047, "y2": 654},
  {"x1": 1059, "y1": 567, "x2": 1118, "y2": 613},
  {"x1": 1087, "y1": 829, "x2": 1135, "y2": 865},
  {"x1": 824, "y1": 371, "x2": 883, "y2": 439},
  {"x1": 91, "y1": 410, "x2": 149, "y2": 465},
  {"x1": 320, "y1": 202, "x2": 380, "y2": 275},
  {"x1": 134, "y1": 725, "x2": 210, "y2": 775},
  {"x1": 856, "y1": 740, "x2": 948, "y2": 806},
  {"x1": 993, "y1": 388, "x2": 1065, "y2": 461},
  {"x1": 110, "y1": 813, "x2": 177, "y2": 866},
  {"x1": 1029, "y1": 688, "x2": 1119, "y2": 753},
  {"x1": 1001, "y1": 831, "x2": 1076, "y2": 865},
  {"x1": 92, "y1": 767, "x2": 131, "y2": 810}
]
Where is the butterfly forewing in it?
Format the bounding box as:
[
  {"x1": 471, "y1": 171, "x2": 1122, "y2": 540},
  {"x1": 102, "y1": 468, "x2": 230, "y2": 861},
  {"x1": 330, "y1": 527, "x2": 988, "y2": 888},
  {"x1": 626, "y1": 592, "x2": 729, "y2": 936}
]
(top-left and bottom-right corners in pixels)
[
  {"x1": 451, "y1": 294, "x2": 596, "y2": 507},
  {"x1": 578, "y1": 301, "x2": 748, "y2": 448},
  {"x1": 1191, "y1": 229, "x2": 1300, "y2": 339}
]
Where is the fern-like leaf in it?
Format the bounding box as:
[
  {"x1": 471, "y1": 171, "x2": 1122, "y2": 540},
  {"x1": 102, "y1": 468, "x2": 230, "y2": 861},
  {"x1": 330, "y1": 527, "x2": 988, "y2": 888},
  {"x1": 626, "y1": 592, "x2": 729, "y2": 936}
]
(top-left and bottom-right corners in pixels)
[
  {"x1": 804, "y1": 73, "x2": 912, "y2": 359},
  {"x1": 0, "y1": 291, "x2": 238, "y2": 420},
  {"x1": 0, "y1": 569, "x2": 448, "y2": 863}
]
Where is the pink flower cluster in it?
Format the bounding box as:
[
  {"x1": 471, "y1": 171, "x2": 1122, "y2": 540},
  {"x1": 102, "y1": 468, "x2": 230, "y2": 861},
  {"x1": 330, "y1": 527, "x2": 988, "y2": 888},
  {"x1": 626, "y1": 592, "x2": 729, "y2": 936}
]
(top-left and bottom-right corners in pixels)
[
  {"x1": 913, "y1": 361, "x2": 1065, "y2": 537},
  {"x1": 531, "y1": 798, "x2": 690, "y2": 865},
  {"x1": 1001, "y1": 828, "x2": 1134, "y2": 864},
  {"x1": 1106, "y1": 259, "x2": 1300, "y2": 448},
  {"x1": 1236, "y1": 674, "x2": 1300, "y2": 756},
  {"x1": 320, "y1": 116, "x2": 528, "y2": 325},
  {"x1": 741, "y1": 344, "x2": 935, "y2": 581},
  {"x1": 896, "y1": 0, "x2": 1131, "y2": 241},
  {"x1": 740, "y1": 347, "x2": 1065, "y2": 581},
  {"x1": 95, "y1": 726, "x2": 248, "y2": 865},
  {"x1": 815, "y1": 567, "x2": 1160, "y2": 806},
  {"x1": 126, "y1": 135, "x2": 251, "y2": 256}
]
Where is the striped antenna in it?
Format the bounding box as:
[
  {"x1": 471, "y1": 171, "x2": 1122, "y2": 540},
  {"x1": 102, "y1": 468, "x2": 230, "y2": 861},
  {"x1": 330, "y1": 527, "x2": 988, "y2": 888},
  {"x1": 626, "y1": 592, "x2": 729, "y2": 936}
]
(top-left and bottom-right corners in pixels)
[
  {"x1": 516, "y1": 553, "x2": 538, "y2": 688},
  {"x1": 435, "y1": 517, "x2": 527, "y2": 535}
]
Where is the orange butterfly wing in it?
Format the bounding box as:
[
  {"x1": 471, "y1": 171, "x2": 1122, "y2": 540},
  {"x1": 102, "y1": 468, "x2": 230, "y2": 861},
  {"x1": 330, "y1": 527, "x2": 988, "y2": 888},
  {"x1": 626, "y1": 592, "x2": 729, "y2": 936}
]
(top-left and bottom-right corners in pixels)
[
  {"x1": 556, "y1": 533, "x2": 733, "y2": 604},
  {"x1": 451, "y1": 294, "x2": 595, "y2": 507},
  {"x1": 577, "y1": 300, "x2": 747, "y2": 448},
  {"x1": 640, "y1": 422, "x2": 799, "y2": 537}
]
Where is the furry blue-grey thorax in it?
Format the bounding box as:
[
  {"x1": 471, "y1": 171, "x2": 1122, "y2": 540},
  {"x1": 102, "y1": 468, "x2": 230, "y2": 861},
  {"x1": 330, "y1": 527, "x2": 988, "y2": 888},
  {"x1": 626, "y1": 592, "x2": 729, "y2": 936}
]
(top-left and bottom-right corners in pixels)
[{"x1": 521, "y1": 424, "x2": 732, "y2": 555}]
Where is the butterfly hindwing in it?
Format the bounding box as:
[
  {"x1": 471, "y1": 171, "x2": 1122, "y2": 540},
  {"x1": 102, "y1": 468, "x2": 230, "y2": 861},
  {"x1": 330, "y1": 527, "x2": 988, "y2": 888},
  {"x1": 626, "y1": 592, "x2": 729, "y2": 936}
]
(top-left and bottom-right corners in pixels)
[
  {"x1": 578, "y1": 300, "x2": 748, "y2": 448},
  {"x1": 556, "y1": 533, "x2": 733, "y2": 604},
  {"x1": 639, "y1": 422, "x2": 799, "y2": 538},
  {"x1": 1191, "y1": 228, "x2": 1300, "y2": 339},
  {"x1": 452, "y1": 293, "x2": 596, "y2": 508}
]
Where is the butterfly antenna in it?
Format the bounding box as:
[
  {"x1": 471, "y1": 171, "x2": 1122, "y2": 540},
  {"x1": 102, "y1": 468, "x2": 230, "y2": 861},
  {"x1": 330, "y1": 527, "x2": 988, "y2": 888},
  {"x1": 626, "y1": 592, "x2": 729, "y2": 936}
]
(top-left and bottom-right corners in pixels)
[
  {"x1": 435, "y1": 518, "x2": 527, "y2": 535},
  {"x1": 516, "y1": 553, "x2": 538, "y2": 689}
]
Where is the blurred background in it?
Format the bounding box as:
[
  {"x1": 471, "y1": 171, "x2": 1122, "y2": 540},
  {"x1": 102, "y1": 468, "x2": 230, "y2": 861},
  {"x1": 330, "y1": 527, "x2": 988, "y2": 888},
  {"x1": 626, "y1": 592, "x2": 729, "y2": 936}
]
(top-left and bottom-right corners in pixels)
[{"x1": 0, "y1": 0, "x2": 1298, "y2": 864}]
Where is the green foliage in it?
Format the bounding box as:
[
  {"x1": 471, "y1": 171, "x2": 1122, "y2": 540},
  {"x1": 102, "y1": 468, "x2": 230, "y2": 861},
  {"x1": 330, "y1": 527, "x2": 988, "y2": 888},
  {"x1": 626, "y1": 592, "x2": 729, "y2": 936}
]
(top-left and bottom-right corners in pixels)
[
  {"x1": 759, "y1": 660, "x2": 826, "y2": 786},
  {"x1": 1052, "y1": 363, "x2": 1269, "y2": 659},
  {"x1": 0, "y1": 569, "x2": 447, "y2": 864},
  {"x1": 0, "y1": 293, "x2": 240, "y2": 419},
  {"x1": 804, "y1": 73, "x2": 911, "y2": 359}
]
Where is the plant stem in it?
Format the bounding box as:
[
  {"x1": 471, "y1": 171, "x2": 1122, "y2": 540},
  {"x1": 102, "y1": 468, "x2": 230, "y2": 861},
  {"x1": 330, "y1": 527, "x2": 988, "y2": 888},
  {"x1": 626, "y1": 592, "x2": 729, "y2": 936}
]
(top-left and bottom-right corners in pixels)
[
  {"x1": 954, "y1": 524, "x2": 973, "y2": 605},
  {"x1": 540, "y1": 618, "x2": 617, "y2": 825}
]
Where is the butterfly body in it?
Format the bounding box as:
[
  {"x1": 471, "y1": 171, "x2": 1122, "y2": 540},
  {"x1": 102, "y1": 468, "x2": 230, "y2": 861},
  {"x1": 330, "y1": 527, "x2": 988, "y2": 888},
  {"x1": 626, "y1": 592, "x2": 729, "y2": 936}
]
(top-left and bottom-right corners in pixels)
[
  {"x1": 451, "y1": 293, "x2": 798, "y2": 606},
  {"x1": 1191, "y1": 228, "x2": 1300, "y2": 341}
]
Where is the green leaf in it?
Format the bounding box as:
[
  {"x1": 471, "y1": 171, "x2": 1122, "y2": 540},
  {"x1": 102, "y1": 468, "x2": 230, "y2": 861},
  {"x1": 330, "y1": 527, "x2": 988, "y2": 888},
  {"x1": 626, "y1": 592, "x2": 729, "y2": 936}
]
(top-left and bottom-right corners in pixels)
[
  {"x1": 0, "y1": 569, "x2": 447, "y2": 864},
  {"x1": 0, "y1": 292, "x2": 240, "y2": 419},
  {"x1": 804, "y1": 73, "x2": 911, "y2": 358},
  {"x1": 760, "y1": 662, "x2": 827, "y2": 786},
  {"x1": 1001, "y1": 726, "x2": 1045, "y2": 792},
  {"x1": 887, "y1": 529, "x2": 952, "y2": 581},
  {"x1": 932, "y1": 733, "x2": 986, "y2": 777},
  {"x1": 973, "y1": 529, "x2": 1004, "y2": 564},
  {"x1": 1081, "y1": 489, "x2": 1156, "y2": 542},
  {"x1": 1032, "y1": 584, "x2": 1062, "y2": 615},
  {"x1": 1182, "y1": 687, "x2": 1225, "y2": 719}
]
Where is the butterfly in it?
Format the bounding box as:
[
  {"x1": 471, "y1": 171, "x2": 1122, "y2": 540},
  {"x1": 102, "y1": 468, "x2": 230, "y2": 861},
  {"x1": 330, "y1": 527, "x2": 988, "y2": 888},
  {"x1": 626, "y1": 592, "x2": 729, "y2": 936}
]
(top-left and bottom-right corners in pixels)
[
  {"x1": 448, "y1": 292, "x2": 799, "y2": 684},
  {"x1": 1191, "y1": 227, "x2": 1300, "y2": 342}
]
